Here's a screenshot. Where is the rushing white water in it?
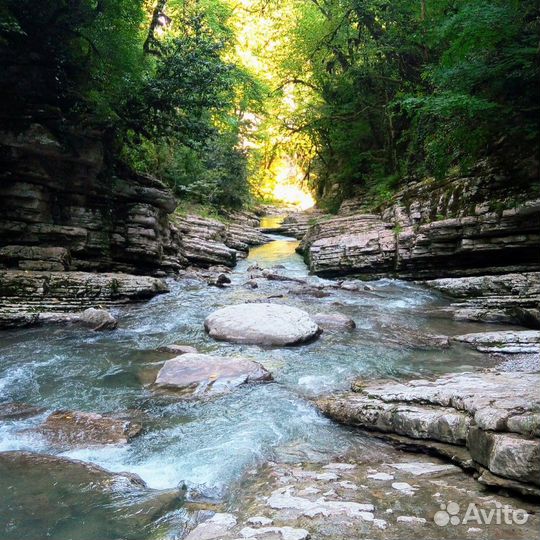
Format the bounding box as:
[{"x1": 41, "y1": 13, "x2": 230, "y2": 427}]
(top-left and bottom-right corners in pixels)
[{"x1": 0, "y1": 233, "x2": 501, "y2": 539}]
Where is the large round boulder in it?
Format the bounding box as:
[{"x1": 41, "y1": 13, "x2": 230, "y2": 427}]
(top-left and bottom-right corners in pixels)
[
  {"x1": 204, "y1": 303, "x2": 321, "y2": 346},
  {"x1": 154, "y1": 353, "x2": 272, "y2": 396}
]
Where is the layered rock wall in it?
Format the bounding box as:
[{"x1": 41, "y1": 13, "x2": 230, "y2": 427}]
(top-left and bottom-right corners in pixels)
[
  {"x1": 301, "y1": 169, "x2": 540, "y2": 279},
  {"x1": 0, "y1": 122, "x2": 268, "y2": 328},
  {"x1": 0, "y1": 123, "x2": 182, "y2": 275},
  {"x1": 317, "y1": 371, "x2": 540, "y2": 497}
]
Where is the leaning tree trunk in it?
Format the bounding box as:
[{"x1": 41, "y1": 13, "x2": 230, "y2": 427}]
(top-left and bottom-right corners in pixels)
[{"x1": 144, "y1": 0, "x2": 167, "y2": 55}]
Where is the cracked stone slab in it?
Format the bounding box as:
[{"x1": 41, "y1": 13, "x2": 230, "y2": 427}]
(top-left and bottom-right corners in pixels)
[
  {"x1": 388, "y1": 462, "x2": 458, "y2": 476},
  {"x1": 316, "y1": 370, "x2": 540, "y2": 495},
  {"x1": 185, "y1": 513, "x2": 237, "y2": 540},
  {"x1": 239, "y1": 526, "x2": 310, "y2": 539},
  {"x1": 267, "y1": 486, "x2": 374, "y2": 519},
  {"x1": 453, "y1": 330, "x2": 540, "y2": 354}
]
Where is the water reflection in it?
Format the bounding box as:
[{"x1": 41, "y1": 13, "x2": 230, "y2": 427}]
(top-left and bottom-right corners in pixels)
[{"x1": 259, "y1": 215, "x2": 284, "y2": 230}]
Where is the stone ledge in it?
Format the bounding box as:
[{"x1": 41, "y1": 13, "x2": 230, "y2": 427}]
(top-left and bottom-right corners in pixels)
[
  {"x1": 316, "y1": 371, "x2": 540, "y2": 497},
  {"x1": 0, "y1": 270, "x2": 168, "y2": 328}
]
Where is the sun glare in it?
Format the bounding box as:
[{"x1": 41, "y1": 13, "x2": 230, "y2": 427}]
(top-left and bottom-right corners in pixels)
[{"x1": 272, "y1": 158, "x2": 315, "y2": 210}]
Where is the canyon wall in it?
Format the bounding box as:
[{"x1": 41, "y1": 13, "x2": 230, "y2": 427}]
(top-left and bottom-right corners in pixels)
[
  {"x1": 0, "y1": 122, "x2": 267, "y2": 327},
  {"x1": 301, "y1": 165, "x2": 540, "y2": 279},
  {"x1": 0, "y1": 123, "x2": 183, "y2": 276}
]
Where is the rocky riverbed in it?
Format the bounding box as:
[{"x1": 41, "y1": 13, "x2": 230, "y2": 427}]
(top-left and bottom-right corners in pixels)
[{"x1": 0, "y1": 216, "x2": 539, "y2": 540}]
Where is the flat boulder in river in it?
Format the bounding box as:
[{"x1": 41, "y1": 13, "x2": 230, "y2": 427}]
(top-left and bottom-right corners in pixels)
[
  {"x1": 38, "y1": 410, "x2": 142, "y2": 447},
  {"x1": 204, "y1": 303, "x2": 321, "y2": 346},
  {"x1": 154, "y1": 353, "x2": 272, "y2": 396}
]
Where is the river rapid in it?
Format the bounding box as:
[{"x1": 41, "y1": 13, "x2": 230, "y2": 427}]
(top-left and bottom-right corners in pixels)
[{"x1": 0, "y1": 224, "x2": 503, "y2": 539}]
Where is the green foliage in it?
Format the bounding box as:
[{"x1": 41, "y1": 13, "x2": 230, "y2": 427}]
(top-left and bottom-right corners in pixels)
[
  {"x1": 2, "y1": 0, "x2": 538, "y2": 212},
  {"x1": 0, "y1": 0, "x2": 260, "y2": 211},
  {"x1": 0, "y1": 0, "x2": 146, "y2": 122},
  {"x1": 266, "y1": 0, "x2": 540, "y2": 206}
]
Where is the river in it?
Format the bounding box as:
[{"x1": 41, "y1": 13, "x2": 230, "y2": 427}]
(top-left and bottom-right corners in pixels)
[{"x1": 0, "y1": 227, "x2": 502, "y2": 539}]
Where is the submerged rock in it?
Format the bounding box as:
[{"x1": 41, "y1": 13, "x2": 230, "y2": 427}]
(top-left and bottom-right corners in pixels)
[
  {"x1": 36, "y1": 308, "x2": 118, "y2": 331},
  {"x1": 0, "y1": 402, "x2": 44, "y2": 421},
  {"x1": 157, "y1": 344, "x2": 198, "y2": 355},
  {"x1": 370, "y1": 323, "x2": 450, "y2": 350},
  {"x1": 79, "y1": 308, "x2": 118, "y2": 330},
  {"x1": 154, "y1": 353, "x2": 272, "y2": 396},
  {"x1": 0, "y1": 450, "x2": 146, "y2": 488},
  {"x1": 317, "y1": 370, "x2": 540, "y2": 496},
  {"x1": 204, "y1": 303, "x2": 321, "y2": 346},
  {"x1": 0, "y1": 451, "x2": 183, "y2": 538},
  {"x1": 38, "y1": 410, "x2": 142, "y2": 447},
  {"x1": 208, "y1": 273, "x2": 232, "y2": 288},
  {"x1": 313, "y1": 312, "x2": 356, "y2": 330}
]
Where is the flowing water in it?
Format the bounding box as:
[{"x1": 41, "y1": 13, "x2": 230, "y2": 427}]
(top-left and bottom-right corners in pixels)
[{"x1": 0, "y1": 230, "x2": 505, "y2": 539}]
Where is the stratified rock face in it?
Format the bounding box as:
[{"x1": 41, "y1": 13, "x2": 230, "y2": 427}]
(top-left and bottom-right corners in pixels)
[
  {"x1": 317, "y1": 371, "x2": 540, "y2": 496},
  {"x1": 452, "y1": 330, "x2": 540, "y2": 354},
  {"x1": 301, "y1": 171, "x2": 540, "y2": 279},
  {"x1": 0, "y1": 123, "x2": 269, "y2": 280},
  {"x1": 0, "y1": 270, "x2": 168, "y2": 328},
  {"x1": 0, "y1": 124, "x2": 184, "y2": 275},
  {"x1": 173, "y1": 215, "x2": 237, "y2": 268},
  {"x1": 204, "y1": 303, "x2": 321, "y2": 346},
  {"x1": 38, "y1": 410, "x2": 142, "y2": 448},
  {"x1": 154, "y1": 353, "x2": 272, "y2": 396},
  {"x1": 172, "y1": 212, "x2": 268, "y2": 268},
  {"x1": 426, "y1": 272, "x2": 540, "y2": 328},
  {"x1": 281, "y1": 208, "x2": 328, "y2": 239},
  {"x1": 300, "y1": 214, "x2": 397, "y2": 277}
]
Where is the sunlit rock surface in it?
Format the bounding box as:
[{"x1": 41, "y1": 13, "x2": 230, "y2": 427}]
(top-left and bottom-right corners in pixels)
[
  {"x1": 300, "y1": 171, "x2": 540, "y2": 279},
  {"x1": 204, "y1": 303, "x2": 321, "y2": 346},
  {"x1": 180, "y1": 451, "x2": 540, "y2": 540},
  {"x1": 317, "y1": 370, "x2": 540, "y2": 496},
  {"x1": 154, "y1": 353, "x2": 272, "y2": 396}
]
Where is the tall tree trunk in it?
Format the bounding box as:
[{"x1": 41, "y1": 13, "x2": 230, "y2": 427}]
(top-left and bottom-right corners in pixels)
[{"x1": 144, "y1": 0, "x2": 167, "y2": 55}]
